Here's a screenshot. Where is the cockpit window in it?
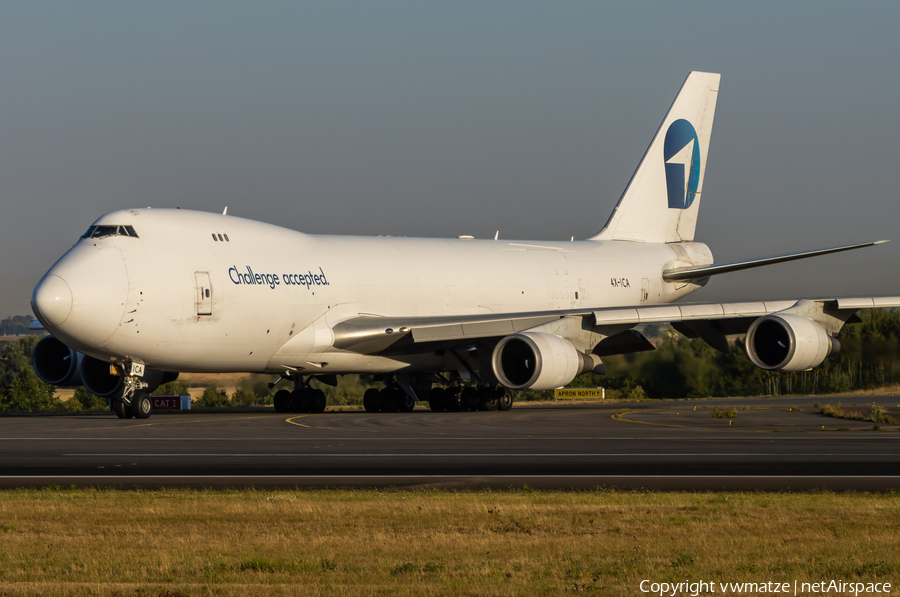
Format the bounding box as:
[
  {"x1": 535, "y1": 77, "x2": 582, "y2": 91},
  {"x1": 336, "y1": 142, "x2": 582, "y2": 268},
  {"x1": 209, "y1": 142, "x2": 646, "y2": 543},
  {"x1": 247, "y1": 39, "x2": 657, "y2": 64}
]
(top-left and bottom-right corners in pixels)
[
  {"x1": 81, "y1": 225, "x2": 139, "y2": 239},
  {"x1": 89, "y1": 225, "x2": 118, "y2": 238}
]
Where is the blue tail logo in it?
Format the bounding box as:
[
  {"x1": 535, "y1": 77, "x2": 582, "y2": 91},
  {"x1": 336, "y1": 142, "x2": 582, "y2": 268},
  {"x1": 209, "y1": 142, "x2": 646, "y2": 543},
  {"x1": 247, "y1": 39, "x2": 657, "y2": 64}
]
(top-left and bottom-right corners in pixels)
[{"x1": 664, "y1": 119, "x2": 700, "y2": 209}]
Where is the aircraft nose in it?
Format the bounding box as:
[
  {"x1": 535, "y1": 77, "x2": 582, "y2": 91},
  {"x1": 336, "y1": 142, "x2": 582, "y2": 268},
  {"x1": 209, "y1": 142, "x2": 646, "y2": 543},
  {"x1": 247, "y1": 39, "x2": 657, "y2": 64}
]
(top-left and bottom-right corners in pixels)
[
  {"x1": 32, "y1": 275, "x2": 73, "y2": 327},
  {"x1": 31, "y1": 245, "x2": 129, "y2": 348}
]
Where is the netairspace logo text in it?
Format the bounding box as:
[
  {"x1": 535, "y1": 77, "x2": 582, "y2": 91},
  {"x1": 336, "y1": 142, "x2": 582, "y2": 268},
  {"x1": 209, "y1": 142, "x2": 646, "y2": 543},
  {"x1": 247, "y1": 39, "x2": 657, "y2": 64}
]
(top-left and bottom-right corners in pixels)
[{"x1": 640, "y1": 579, "x2": 892, "y2": 596}]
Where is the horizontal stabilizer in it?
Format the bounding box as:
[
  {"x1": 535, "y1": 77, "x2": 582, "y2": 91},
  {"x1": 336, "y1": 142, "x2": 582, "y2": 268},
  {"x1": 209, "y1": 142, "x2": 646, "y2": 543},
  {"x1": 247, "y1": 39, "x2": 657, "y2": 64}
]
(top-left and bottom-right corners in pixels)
[{"x1": 663, "y1": 240, "x2": 888, "y2": 282}]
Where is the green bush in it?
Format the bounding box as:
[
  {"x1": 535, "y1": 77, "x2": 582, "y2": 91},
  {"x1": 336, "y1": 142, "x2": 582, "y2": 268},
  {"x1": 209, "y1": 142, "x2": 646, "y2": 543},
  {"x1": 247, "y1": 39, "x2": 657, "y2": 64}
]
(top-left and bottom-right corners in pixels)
[
  {"x1": 320, "y1": 375, "x2": 380, "y2": 406},
  {"x1": 70, "y1": 387, "x2": 108, "y2": 411},
  {"x1": 870, "y1": 404, "x2": 896, "y2": 424},
  {"x1": 152, "y1": 380, "x2": 189, "y2": 396},
  {"x1": 0, "y1": 336, "x2": 65, "y2": 412},
  {"x1": 625, "y1": 386, "x2": 647, "y2": 400},
  {"x1": 231, "y1": 374, "x2": 276, "y2": 405},
  {"x1": 230, "y1": 387, "x2": 263, "y2": 406},
  {"x1": 196, "y1": 385, "x2": 229, "y2": 407}
]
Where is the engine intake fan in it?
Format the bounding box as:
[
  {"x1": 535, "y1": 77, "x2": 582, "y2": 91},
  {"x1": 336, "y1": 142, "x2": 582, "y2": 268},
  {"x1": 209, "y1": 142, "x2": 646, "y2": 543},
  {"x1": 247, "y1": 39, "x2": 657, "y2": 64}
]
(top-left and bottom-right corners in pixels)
[
  {"x1": 32, "y1": 335, "x2": 82, "y2": 386},
  {"x1": 745, "y1": 313, "x2": 839, "y2": 372}
]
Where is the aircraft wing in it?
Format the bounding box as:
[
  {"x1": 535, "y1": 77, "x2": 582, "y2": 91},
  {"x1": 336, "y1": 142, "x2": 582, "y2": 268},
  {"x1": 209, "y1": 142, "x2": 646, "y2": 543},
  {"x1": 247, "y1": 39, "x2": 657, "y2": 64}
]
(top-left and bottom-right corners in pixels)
[{"x1": 331, "y1": 296, "x2": 900, "y2": 356}]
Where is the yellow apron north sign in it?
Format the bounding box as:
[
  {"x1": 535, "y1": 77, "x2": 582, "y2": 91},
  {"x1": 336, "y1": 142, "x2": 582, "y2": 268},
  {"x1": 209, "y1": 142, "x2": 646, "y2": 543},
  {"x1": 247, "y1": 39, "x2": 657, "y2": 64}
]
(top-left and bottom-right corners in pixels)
[{"x1": 554, "y1": 388, "x2": 605, "y2": 399}]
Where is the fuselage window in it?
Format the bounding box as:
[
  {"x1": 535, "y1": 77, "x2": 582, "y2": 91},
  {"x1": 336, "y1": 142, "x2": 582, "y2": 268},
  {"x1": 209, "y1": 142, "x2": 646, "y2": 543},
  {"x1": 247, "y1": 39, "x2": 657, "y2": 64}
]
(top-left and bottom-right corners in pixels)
[
  {"x1": 223, "y1": 234, "x2": 229, "y2": 242},
  {"x1": 212, "y1": 233, "x2": 218, "y2": 241},
  {"x1": 124, "y1": 225, "x2": 138, "y2": 237},
  {"x1": 217, "y1": 234, "x2": 224, "y2": 241}
]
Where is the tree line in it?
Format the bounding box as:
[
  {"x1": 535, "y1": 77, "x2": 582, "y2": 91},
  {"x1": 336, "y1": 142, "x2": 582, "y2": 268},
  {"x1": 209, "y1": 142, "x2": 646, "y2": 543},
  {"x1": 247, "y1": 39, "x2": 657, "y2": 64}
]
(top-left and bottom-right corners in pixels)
[
  {"x1": 558, "y1": 307, "x2": 900, "y2": 400},
  {"x1": 0, "y1": 315, "x2": 35, "y2": 337},
  {"x1": 1, "y1": 309, "x2": 899, "y2": 412}
]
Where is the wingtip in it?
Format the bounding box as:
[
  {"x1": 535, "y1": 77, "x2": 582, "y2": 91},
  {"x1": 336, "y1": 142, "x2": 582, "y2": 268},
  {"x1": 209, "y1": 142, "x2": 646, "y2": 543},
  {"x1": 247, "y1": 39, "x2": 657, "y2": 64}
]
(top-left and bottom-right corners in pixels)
[{"x1": 874, "y1": 240, "x2": 890, "y2": 245}]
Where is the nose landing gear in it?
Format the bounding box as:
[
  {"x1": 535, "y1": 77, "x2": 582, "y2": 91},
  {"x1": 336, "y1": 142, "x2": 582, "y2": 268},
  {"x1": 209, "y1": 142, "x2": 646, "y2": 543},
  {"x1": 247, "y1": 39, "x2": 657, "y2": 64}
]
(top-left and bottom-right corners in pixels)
[{"x1": 112, "y1": 360, "x2": 152, "y2": 420}]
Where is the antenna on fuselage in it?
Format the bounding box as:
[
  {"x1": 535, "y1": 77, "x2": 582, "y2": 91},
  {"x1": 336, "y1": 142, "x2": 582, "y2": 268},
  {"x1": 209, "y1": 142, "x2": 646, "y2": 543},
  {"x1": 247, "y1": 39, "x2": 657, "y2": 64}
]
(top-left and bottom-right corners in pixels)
[{"x1": 223, "y1": 207, "x2": 228, "y2": 215}]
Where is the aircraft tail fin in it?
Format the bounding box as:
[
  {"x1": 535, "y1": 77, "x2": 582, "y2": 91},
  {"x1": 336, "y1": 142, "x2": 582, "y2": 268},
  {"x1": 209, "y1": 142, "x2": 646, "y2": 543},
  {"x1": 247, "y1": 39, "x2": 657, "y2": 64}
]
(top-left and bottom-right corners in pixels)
[{"x1": 591, "y1": 71, "x2": 720, "y2": 243}]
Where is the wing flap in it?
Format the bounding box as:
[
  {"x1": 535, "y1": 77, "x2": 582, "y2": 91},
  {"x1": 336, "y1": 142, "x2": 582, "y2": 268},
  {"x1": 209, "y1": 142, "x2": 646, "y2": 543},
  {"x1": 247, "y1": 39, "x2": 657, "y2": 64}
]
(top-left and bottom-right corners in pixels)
[
  {"x1": 834, "y1": 296, "x2": 900, "y2": 309},
  {"x1": 412, "y1": 316, "x2": 556, "y2": 343},
  {"x1": 591, "y1": 301, "x2": 782, "y2": 326},
  {"x1": 332, "y1": 313, "x2": 563, "y2": 353}
]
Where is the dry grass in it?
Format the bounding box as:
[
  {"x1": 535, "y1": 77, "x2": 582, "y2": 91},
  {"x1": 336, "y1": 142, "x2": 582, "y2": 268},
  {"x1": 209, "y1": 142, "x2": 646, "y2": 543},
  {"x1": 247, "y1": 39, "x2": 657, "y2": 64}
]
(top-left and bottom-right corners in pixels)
[
  {"x1": 821, "y1": 402, "x2": 897, "y2": 424},
  {"x1": 846, "y1": 383, "x2": 900, "y2": 397},
  {"x1": 0, "y1": 489, "x2": 897, "y2": 595}
]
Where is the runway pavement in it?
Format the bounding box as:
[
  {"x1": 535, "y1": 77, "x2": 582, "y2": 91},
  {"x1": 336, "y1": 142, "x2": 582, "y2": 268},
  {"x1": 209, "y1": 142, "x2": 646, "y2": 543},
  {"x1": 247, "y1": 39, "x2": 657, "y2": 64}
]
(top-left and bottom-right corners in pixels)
[{"x1": 0, "y1": 395, "x2": 898, "y2": 490}]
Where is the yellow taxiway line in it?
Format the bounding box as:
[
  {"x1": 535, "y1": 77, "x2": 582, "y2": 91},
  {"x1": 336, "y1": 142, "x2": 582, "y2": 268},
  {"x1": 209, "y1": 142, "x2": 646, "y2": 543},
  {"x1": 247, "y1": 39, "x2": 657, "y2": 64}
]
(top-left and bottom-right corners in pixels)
[{"x1": 285, "y1": 414, "x2": 377, "y2": 432}]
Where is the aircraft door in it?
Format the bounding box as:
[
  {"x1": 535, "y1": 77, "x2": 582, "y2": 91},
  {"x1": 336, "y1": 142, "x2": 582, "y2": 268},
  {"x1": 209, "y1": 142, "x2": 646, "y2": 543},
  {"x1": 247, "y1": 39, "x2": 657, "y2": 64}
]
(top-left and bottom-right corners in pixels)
[{"x1": 195, "y1": 271, "x2": 213, "y2": 316}]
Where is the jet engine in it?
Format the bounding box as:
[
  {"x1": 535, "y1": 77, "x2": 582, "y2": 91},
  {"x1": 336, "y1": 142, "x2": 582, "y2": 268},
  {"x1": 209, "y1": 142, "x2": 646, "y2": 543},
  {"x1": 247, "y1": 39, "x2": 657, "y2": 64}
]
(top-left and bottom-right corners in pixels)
[
  {"x1": 80, "y1": 356, "x2": 177, "y2": 397},
  {"x1": 32, "y1": 336, "x2": 177, "y2": 397},
  {"x1": 745, "y1": 314, "x2": 840, "y2": 372},
  {"x1": 491, "y1": 332, "x2": 593, "y2": 390},
  {"x1": 32, "y1": 335, "x2": 83, "y2": 386}
]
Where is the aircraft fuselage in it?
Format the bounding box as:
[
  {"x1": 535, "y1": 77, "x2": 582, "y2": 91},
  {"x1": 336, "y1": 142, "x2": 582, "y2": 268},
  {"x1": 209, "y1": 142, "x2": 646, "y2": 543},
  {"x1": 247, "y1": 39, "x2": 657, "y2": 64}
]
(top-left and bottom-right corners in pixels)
[{"x1": 36, "y1": 208, "x2": 711, "y2": 374}]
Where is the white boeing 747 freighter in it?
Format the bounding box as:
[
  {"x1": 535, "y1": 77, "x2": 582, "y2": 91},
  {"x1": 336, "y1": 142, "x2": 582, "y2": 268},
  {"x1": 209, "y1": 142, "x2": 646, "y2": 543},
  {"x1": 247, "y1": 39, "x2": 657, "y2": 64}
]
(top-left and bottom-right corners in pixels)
[{"x1": 30, "y1": 72, "x2": 897, "y2": 419}]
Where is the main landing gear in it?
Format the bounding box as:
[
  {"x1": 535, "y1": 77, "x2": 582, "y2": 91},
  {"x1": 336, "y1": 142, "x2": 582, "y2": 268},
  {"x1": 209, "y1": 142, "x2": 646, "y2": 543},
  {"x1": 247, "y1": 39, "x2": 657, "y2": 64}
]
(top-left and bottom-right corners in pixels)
[
  {"x1": 360, "y1": 383, "x2": 514, "y2": 414},
  {"x1": 272, "y1": 376, "x2": 328, "y2": 414},
  {"x1": 426, "y1": 385, "x2": 514, "y2": 413},
  {"x1": 362, "y1": 386, "x2": 416, "y2": 413}
]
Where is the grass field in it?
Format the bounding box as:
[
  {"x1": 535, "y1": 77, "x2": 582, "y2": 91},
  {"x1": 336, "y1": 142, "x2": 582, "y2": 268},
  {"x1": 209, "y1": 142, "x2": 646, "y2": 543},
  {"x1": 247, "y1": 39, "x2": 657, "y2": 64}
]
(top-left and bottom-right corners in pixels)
[{"x1": 0, "y1": 489, "x2": 897, "y2": 596}]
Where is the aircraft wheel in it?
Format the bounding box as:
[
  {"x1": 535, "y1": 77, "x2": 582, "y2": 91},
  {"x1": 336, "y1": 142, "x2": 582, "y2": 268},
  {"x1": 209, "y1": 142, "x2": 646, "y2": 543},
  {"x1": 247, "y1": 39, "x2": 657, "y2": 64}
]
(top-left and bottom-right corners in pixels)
[
  {"x1": 461, "y1": 387, "x2": 479, "y2": 411},
  {"x1": 273, "y1": 390, "x2": 291, "y2": 413},
  {"x1": 444, "y1": 388, "x2": 463, "y2": 412},
  {"x1": 478, "y1": 387, "x2": 499, "y2": 411},
  {"x1": 113, "y1": 400, "x2": 132, "y2": 419},
  {"x1": 363, "y1": 388, "x2": 380, "y2": 413},
  {"x1": 498, "y1": 388, "x2": 514, "y2": 411},
  {"x1": 289, "y1": 389, "x2": 309, "y2": 413},
  {"x1": 428, "y1": 387, "x2": 446, "y2": 412},
  {"x1": 132, "y1": 392, "x2": 153, "y2": 419},
  {"x1": 379, "y1": 388, "x2": 400, "y2": 413},
  {"x1": 310, "y1": 389, "x2": 327, "y2": 413},
  {"x1": 398, "y1": 391, "x2": 416, "y2": 413}
]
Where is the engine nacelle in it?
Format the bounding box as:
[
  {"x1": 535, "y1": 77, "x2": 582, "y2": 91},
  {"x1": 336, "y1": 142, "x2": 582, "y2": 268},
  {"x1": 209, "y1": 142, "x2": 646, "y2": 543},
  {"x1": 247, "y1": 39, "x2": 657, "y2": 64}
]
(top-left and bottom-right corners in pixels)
[
  {"x1": 491, "y1": 332, "x2": 591, "y2": 390},
  {"x1": 80, "y1": 356, "x2": 177, "y2": 398},
  {"x1": 33, "y1": 336, "x2": 178, "y2": 397},
  {"x1": 745, "y1": 314, "x2": 839, "y2": 372},
  {"x1": 33, "y1": 335, "x2": 83, "y2": 386}
]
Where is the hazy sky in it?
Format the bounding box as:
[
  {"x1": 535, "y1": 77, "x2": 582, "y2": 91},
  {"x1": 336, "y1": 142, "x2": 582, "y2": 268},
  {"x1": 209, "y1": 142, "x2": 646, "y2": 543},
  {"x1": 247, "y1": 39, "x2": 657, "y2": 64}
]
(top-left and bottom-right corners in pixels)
[{"x1": 2, "y1": 2, "x2": 899, "y2": 318}]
